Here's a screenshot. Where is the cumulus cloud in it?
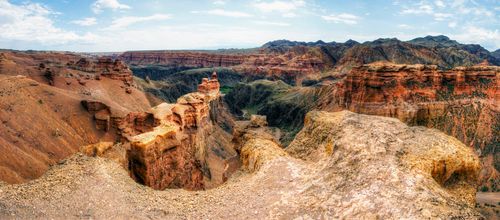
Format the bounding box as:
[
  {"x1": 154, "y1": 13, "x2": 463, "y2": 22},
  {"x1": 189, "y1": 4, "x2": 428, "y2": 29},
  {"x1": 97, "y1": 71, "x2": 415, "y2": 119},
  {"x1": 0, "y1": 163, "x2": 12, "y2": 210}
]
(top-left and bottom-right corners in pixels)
[
  {"x1": 92, "y1": 0, "x2": 130, "y2": 14},
  {"x1": 322, "y1": 13, "x2": 360, "y2": 25},
  {"x1": 253, "y1": 0, "x2": 305, "y2": 17},
  {"x1": 0, "y1": 0, "x2": 96, "y2": 44},
  {"x1": 109, "y1": 14, "x2": 171, "y2": 29},
  {"x1": 71, "y1": 17, "x2": 97, "y2": 26},
  {"x1": 452, "y1": 26, "x2": 500, "y2": 49}
]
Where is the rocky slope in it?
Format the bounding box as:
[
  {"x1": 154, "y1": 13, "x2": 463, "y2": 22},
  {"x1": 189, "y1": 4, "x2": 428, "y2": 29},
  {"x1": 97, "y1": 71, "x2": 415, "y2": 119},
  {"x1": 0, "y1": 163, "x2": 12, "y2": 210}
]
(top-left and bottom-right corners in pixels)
[
  {"x1": 0, "y1": 51, "x2": 154, "y2": 184},
  {"x1": 0, "y1": 111, "x2": 483, "y2": 219}
]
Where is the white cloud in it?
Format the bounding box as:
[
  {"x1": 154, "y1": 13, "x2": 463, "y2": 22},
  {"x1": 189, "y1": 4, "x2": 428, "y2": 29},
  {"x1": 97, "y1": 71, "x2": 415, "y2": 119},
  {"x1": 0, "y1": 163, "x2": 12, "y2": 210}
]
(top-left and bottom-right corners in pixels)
[
  {"x1": 401, "y1": 4, "x2": 433, "y2": 15},
  {"x1": 0, "y1": 0, "x2": 96, "y2": 44},
  {"x1": 452, "y1": 26, "x2": 500, "y2": 49},
  {"x1": 92, "y1": 0, "x2": 130, "y2": 14},
  {"x1": 71, "y1": 17, "x2": 97, "y2": 26},
  {"x1": 433, "y1": 13, "x2": 452, "y2": 21},
  {"x1": 253, "y1": 0, "x2": 305, "y2": 16},
  {"x1": 109, "y1": 14, "x2": 171, "y2": 29},
  {"x1": 448, "y1": 1, "x2": 493, "y2": 17},
  {"x1": 448, "y1": 22, "x2": 457, "y2": 28},
  {"x1": 254, "y1": 21, "x2": 290, "y2": 26},
  {"x1": 400, "y1": 3, "x2": 455, "y2": 21},
  {"x1": 206, "y1": 9, "x2": 252, "y2": 17},
  {"x1": 435, "y1": 0, "x2": 445, "y2": 8},
  {"x1": 322, "y1": 13, "x2": 360, "y2": 25}
]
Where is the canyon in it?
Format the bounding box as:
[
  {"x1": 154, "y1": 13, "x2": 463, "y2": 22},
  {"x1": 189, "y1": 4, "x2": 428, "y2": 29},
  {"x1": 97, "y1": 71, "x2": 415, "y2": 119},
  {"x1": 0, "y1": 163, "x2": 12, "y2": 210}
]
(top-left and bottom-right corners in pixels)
[
  {"x1": 0, "y1": 110, "x2": 484, "y2": 219},
  {"x1": 0, "y1": 35, "x2": 498, "y2": 219}
]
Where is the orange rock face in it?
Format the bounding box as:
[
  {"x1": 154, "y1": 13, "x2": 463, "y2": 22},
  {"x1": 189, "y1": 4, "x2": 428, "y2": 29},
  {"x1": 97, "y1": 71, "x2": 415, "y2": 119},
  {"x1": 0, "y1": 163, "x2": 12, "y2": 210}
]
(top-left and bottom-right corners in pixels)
[
  {"x1": 197, "y1": 72, "x2": 220, "y2": 94},
  {"x1": 318, "y1": 62, "x2": 499, "y2": 189},
  {"x1": 123, "y1": 73, "x2": 236, "y2": 190},
  {"x1": 72, "y1": 57, "x2": 134, "y2": 85}
]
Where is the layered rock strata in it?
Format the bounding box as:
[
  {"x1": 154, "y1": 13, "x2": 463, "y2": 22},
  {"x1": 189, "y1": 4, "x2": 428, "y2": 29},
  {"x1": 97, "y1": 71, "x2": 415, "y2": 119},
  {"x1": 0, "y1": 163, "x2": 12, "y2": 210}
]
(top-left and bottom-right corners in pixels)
[
  {"x1": 72, "y1": 57, "x2": 134, "y2": 85},
  {"x1": 123, "y1": 73, "x2": 238, "y2": 190},
  {"x1": 121, "y1": 50, "x2": 325, "y2": 84}
]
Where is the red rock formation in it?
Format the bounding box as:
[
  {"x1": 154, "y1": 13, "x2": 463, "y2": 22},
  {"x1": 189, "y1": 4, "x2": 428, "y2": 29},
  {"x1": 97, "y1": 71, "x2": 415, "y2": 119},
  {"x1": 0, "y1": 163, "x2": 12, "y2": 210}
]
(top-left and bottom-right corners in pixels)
[
  {"x1": 120, "y1": 51, "x2": 248, "y2": 67},
  {"x1": 124, "y1": 73, "x2": 237, "y2": 190},
  {"x1": 197, "y1": 71, "x2": 220, "y2": 94},
  {"x1": 72, "y1": 57, "x2": 134, "y2": 84}
]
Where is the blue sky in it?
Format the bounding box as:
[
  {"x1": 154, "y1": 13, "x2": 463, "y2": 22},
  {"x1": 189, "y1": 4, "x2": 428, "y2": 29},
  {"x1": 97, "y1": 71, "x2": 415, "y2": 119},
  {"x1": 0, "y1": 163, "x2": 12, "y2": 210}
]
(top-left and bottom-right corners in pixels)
[{"x1": 0, "y1": 0, "x2": 499, "y2": 52}]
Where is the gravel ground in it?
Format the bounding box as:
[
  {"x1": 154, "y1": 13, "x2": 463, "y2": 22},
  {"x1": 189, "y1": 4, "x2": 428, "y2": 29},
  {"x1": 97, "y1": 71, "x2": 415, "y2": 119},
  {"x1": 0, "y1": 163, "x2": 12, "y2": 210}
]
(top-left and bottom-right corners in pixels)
[{"x1": 0, "y1": 153, "x2": 309, "y2": 219}]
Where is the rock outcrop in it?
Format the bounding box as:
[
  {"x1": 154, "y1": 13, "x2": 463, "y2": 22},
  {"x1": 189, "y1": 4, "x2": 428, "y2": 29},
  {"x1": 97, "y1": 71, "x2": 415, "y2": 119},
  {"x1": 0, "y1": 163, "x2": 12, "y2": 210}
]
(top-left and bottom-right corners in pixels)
[
  {"x1": 72, "y1": 57, "x2": 134, "y2": 85},
  {"x1": 124, "y1": 72, "x2": 238, "y2": 190},
  {"x1": 283, "y1": 110, "x2": 481, "y2": 218}
]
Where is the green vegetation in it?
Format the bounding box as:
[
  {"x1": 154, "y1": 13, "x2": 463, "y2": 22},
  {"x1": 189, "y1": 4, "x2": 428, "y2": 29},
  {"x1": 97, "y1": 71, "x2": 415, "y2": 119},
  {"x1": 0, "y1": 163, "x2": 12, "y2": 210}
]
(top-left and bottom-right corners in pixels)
[
  {"x1": 219, "y1": 85, "x2": 233, "y2": 94},
  {"x1": 225, "y1": 79, "x2": 318, "y2": 146}
]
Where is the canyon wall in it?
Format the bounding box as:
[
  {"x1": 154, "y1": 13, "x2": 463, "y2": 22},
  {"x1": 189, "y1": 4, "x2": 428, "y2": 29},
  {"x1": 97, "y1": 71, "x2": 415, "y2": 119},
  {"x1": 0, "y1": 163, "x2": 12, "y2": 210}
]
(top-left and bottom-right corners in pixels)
[
  {"x1": 121, "y1": 49, "x2": 326, "y2": 85},
  {"x1": 319, "y1": 62, "x2": 499, "y2": 190}
]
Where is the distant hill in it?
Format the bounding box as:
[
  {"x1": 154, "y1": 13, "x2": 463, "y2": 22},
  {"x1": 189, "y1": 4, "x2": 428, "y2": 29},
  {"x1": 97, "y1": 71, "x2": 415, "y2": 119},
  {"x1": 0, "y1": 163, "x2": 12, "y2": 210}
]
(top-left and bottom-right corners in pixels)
[
  {"x1": 492, "y1": 49, "x2": 500, "y2": 59},
  {"x1": 260, "y1": 35, "x2": 500, "y2": 68}
]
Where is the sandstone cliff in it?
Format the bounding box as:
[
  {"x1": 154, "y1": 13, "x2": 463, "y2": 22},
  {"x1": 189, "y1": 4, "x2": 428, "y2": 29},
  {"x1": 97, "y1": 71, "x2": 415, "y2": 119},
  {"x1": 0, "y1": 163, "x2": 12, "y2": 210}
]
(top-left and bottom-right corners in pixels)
[
  {"x1": 121, "y1": 72, "x2": 238, "y2": 190},
  {"x1": 321, "y1": 62, "x2": 499, "y2": 190}
]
